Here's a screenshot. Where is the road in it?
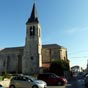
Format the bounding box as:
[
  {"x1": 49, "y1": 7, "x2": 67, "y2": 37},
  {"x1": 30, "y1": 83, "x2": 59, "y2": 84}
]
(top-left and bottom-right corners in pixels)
[
  {"x1": 2, "y1": 77, "x2": 85, "y2": 88},
  {"x1": 47, "y1": 77, "x2": 85, "y2": 88}
]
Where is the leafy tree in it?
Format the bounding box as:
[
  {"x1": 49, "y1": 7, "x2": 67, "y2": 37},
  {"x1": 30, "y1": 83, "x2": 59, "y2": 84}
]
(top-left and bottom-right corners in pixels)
[{"x1": 49, "y1": 59, "x2": 70, "y2": 76}]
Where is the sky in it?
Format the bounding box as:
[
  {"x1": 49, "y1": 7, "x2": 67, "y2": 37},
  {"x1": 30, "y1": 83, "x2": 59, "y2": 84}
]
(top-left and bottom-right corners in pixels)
[{"x1": 0, "y1": 0, "x2": 88, "y2": 69}]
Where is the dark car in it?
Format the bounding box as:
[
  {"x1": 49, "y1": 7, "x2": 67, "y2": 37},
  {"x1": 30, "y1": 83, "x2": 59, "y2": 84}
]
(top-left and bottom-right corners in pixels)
[
  {"x1": 84, "y1": 74, "x2": 88, "y2": 88},
  {"x1": 37, "y1": 73, "x2": 67, "y2": 86},
  {"x1": 77, "y1": 72, "x2": 84, "y2": 79}
]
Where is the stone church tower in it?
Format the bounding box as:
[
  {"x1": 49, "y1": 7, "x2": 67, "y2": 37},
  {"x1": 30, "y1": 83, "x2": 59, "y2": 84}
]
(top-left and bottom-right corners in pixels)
[{"x1": 22, "y1": 3, "x2": 42, "y2": 75}]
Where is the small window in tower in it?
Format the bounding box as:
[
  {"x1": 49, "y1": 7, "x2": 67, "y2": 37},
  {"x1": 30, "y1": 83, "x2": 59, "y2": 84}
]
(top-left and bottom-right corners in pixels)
[
  {"x1": 33, "y1": 26, "x2": 35, "y2": 35},
  {"x1": 30, "y1": 26, "x2": 35, "y2": 36},
  {"x1": 30, "y1": 27, "x2": 33, "y2": 36},
  {"x1": 30, "y1": 56, "x2": 34, "y2": 60}
]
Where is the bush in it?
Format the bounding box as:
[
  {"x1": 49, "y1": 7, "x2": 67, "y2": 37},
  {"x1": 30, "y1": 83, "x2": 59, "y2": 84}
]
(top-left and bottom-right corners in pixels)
[{"x1": 2, "y1": 73, "x2": 12, "y2": 80}]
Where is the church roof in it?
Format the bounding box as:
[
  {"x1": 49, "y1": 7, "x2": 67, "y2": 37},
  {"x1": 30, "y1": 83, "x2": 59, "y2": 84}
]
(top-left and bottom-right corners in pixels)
[
  {"x1": 0, "y1": 44, "x2": 66, "y2": 54},
  {"x1": 26, "y1": 3, "x2": 39, "y2": 24},
  {"x1": 0, "y1": 46, "x2": 24, "y2": 54},
  {"x1": 43, "y1": 44, "x2": 67, "y2": 50}
]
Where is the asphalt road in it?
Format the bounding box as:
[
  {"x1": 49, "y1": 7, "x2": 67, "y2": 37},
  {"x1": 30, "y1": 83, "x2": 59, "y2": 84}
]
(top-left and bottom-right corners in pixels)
[{"x1": 48, "y1": 86, "x2": 65, "y2": 88}]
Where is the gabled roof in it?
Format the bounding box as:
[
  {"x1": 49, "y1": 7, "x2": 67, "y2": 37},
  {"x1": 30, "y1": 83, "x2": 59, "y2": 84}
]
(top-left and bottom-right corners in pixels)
[{"x1": 26, "y1": 3, "x2": 39, "y2": 24}]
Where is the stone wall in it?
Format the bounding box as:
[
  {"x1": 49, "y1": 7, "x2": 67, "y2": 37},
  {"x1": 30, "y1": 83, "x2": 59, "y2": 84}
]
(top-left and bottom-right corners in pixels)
[{"x1": 0, "y1": 47, "x2": 23, "y2": 75}]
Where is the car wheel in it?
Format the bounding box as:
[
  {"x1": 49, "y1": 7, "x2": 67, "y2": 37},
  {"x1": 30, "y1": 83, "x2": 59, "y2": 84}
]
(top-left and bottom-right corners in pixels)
[
  {"x1": 32, "y1": 85, "x2": 38, "y2": 88},
  {"x1": 9, "y1": 85, "x2": 15, "y2": 88},
  {"x1": 57, "y1": 81, "x2": 62, "y2": 86}
]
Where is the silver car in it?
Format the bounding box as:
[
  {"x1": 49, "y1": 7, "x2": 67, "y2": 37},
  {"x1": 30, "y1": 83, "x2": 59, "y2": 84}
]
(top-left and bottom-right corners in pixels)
[{"x1": 9, "y1": 75, "x2": 47, "y2": 88}]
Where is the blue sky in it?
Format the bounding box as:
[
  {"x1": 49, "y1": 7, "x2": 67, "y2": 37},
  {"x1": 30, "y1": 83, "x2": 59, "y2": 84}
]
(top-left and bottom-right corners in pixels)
[{"x1": 0, "y1": 0, "x2": 88, "y2": 69}]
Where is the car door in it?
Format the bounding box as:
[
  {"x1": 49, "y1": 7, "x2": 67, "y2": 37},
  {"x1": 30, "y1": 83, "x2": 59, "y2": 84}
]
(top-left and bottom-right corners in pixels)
[
  {"x1": 18, "y1": 76, "x2": 32, "y2": 88},
  {"x1": 14, "y1": 76, "x2": 31, "y2": 88},
  {"x1": 16, "y1": 77, "x2": 25, "y2": 88},
  {"x1": 13, "y1": 77, "x2": 23, "y2": 88},
  {"x1": 48, "y1": 74, "x2": 58, "y2": 85}
]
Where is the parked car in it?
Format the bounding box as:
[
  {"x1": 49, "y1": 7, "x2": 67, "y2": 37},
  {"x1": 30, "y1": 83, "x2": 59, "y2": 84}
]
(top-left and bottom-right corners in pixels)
[
  {"x1": 9, "y1": 75, "x2": 47, "y2": 88},
  {"x1": 37, "y1": 73, "x2": 67, "y2": 86},
  {"x1": 77, "y1": 72, "x2": 84, "y2": 79},
  {"x1": 84, "y1": 73, "x2": 88, "y2": 78},
  {"x1": 84, "y1": 74, "x2": 88, "y2": 88}
]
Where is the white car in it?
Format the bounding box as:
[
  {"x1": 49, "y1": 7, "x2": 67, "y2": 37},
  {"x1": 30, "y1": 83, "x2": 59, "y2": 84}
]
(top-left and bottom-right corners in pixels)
[{"x1": 9, "y1": 75, "x2": 47, "y2": 88}]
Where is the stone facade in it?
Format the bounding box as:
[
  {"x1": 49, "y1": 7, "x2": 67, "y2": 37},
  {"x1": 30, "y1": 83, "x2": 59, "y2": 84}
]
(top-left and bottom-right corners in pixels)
[
  {"x1": 0, "y1": 47, "x2": 23, "y2": 75},
  {"x1": 22, "y1": 24, "x2": 42, "y2": 75},
  {"x1": 42, "y1": 44, "x2": 68, "y2": 61},
  {"x1": 0, "y1": 44, "x2": 68, "y2": 75}
]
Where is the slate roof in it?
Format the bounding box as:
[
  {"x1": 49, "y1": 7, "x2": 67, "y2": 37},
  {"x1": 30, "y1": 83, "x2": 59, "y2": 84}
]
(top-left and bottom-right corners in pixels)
[
  {"x1": 26, "y1": 2, "x2": 39, "y2": 24},
  {"x1": 0, "y1": 44, "x2": 67, "y2": 54},
  {"x1": 0, "y1": 46, "x2": 24, "y2": 54},
  {"x1": 42, "y1": 44, "x2": 67, "y2": 49}
]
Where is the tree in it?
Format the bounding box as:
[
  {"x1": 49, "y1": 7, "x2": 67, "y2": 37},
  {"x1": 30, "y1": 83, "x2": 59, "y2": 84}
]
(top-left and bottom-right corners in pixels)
[{"x1": 49, "y1": 59, "x2": 70, "y2": 76}]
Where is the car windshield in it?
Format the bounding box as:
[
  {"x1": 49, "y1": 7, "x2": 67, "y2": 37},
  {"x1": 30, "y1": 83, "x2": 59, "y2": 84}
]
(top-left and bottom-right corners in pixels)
[
  {"x1": 52, "y1": 73, "x2": 60, "y2": 78},
  {"x1": 26, "y1": 76, "x2": 37, "y2": 81}
]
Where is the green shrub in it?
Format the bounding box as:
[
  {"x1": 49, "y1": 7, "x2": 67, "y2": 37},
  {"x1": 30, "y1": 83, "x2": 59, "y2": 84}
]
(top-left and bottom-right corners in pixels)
[{"x1": 2, "y1": 73, "x2": 12, "y2": 80}]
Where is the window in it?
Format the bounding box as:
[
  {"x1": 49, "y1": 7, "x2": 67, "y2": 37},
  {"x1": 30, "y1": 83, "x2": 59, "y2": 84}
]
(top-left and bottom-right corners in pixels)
[
  {"x1": 30, "y1": 56, "x2": 34, "y2": 60},
  {"x1": 30, "y1": 26, "x2": 35, "y2": 36},
  {"x1": 33, "y1": 26, "x2": 35, "y2": 35},
  {"x1": 39, "y1": 28, "x2": 40, "y2": 37},
  {"x1": 7, "y1": 56, "x2": 10, "y2": 71}
]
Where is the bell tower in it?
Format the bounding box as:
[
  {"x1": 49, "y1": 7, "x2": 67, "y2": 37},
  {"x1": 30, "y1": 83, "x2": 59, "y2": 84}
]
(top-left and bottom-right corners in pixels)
[{"x1": 22, "y1": 2, "x2": 42, "y2": 75}]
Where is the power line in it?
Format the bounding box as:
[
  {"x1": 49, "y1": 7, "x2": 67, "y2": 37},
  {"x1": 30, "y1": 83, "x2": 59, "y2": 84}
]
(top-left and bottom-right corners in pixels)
[
  {"x1": 69, "y1": 56, "x2": 88, "y2": 58},
  {"x1": 68, "y1": 50, "x2": 88, "y2": 55}
]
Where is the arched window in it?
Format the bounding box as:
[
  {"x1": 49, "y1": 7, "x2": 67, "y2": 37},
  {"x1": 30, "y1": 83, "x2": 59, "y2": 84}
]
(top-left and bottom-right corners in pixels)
[
  {"x1": 30, "y1": 26, "x2": 33, "y2": 36},
  {"x1": 30, "y1": 26, "x2": 35, "y2": 36},
  {"x1": 33, "y1": 26, "x2": 35, "y2": 35}
]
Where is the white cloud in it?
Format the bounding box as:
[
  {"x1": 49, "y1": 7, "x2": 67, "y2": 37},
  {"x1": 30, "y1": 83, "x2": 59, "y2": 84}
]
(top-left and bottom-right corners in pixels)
[
  {"x1": 67, "y1": 28, "x2": 78, "y2": 34},
  {"x1": 65, "y1": 26, "x2": 88, "y2": 35}
]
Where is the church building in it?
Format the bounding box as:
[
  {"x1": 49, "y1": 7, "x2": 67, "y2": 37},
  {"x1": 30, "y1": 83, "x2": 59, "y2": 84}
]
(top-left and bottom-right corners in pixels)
[{"x1": 0, "y1": 3, "x2": 69, "y2": 75}]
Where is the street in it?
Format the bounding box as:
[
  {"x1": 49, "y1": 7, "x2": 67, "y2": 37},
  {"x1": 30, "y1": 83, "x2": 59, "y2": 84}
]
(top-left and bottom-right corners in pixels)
[
  {"x1": 47, "y1": 77, "x2": 85, "y2": 88},
  {"x1": 1, "y1": 77, "x2": 85, "y2": 88}
]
